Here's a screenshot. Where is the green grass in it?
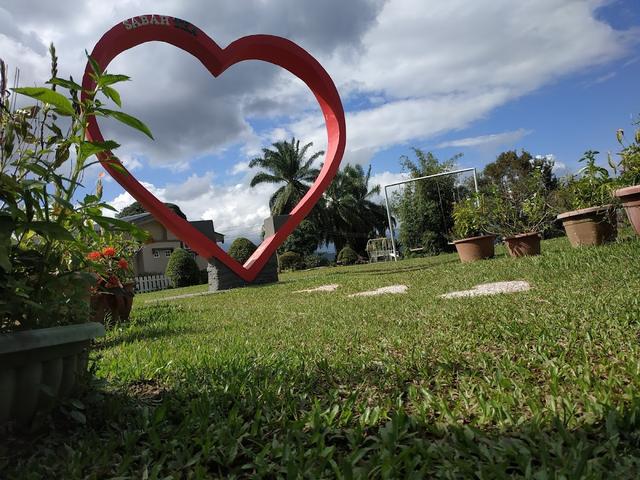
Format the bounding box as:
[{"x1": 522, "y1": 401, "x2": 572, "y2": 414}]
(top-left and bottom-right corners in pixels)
[{"x1": 4, "y1": 237, "x2": 640, "y2": 478}]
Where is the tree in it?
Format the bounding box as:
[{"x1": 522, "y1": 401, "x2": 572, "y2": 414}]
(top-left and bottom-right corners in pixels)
[
  {"x1": 249, "y1": 138, "x2": 323, "y2": 215},
  {"x1": 278, "y1": 219, "x2": 320, "y2": 257},
  {"x1": 117, "y1": 201, "x2": 187, "y2": 220},
  {"x1": 393, "y1": 149, "x2": 461, "y2": 255},
  {"x1": 481, "y1": 150, "x2": 557, "y2": 192},
  {"x1": 165, "y1": 248, "x2": 200, "y2": 287},
  {"x1": 321, "y1": 164, "x2": 388, "y2": 254}
]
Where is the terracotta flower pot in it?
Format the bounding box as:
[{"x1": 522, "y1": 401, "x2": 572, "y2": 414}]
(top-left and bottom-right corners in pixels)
[
  {"x1": 503, "y1": 232, "x2": 541, "y2": 257},
  {"x1": 90, "y1": 283, "x2": 135, "y2": 324},
  {"x1": 557, "y1": 205, "x2": 617, "y2": 247},
  {"x1": 0, "y1": 322, "x2": 105, "y2": 424},
  {"x1": 614, "y1": 185, "x2": 640, "y2": 236},
  {"x1": 452, "y1": 234, "x2": 496, "y2": 263}
]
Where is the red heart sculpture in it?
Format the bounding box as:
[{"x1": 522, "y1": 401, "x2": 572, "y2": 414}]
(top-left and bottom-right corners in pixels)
[{"x1": 81, "y1": 15, "x2": 345, "y2": 282}]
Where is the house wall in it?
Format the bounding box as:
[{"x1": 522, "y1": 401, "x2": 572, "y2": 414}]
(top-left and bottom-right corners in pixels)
[
  {"x1": 136, "y1": 240, "x2": 181, "y2": 274},
  {"x1": 131, "y1": 218, "x2": 215, "y2": 275},
  {"x1": 144, "y1": 222, "x2": 167, "y2": 242}
]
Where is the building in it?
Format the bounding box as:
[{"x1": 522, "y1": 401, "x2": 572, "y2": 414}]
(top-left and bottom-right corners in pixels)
[{"x1": 120, "y1": 212, "x2": 224, "y2": 275}]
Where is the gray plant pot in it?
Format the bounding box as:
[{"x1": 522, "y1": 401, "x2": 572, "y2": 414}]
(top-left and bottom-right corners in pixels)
[{"x1": 0, "y1": 322, "x2": 105, "y2": 424}]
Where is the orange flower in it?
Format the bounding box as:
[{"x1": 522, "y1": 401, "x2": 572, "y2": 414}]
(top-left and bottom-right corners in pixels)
[
  {"x1": 87, "y1": 251, "x2": 102, "y2": 261},
  {"x1": 102, "y1": 246, "x2": 116, "y2": 257},
  {"x1": 117, "y1": 258, "x2": 129, "y2": 270}
]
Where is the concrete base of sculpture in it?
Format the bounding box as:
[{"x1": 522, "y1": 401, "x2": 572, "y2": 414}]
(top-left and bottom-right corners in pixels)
[{"x1": 207, "y1": 215, "x2": 288, "y2": 291}]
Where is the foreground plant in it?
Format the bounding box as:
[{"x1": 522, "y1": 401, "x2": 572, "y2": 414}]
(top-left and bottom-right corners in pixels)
[{"x1": 0, "y1": 45, "x2": 149, "y2": 332}]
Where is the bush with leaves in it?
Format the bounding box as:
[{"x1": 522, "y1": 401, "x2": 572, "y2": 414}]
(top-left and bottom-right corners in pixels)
[
  {"x1": 337, "y1": 246, "x2": 359, "y2": 265},
  {"x1": 0, "y1": 47, "x2": 150, "y2": 333},
  {"x1": 303, "y1": 254, "x2": 329, "y2": 269},
  {"x1": 451, "y1": 195, "x2": 490, "y2": 240},
  {"x1": 228, "y1": 237, "x2": 257, "y2": 265},
  {"x1": 614, "y1": 118, "x2": 640, "y2": 188},
  {"x1": 562, "y1": 150, "x2": 615, "y2": 211},
  {"x1": 485, "y1": 168, "x2": 555, "y2": 237},
  {"x1": 165, "y1": 248, "x2": 199, "y2": 288},
  {"x1": 278, "y1": 251, "x2": 303, "y2": 272}
]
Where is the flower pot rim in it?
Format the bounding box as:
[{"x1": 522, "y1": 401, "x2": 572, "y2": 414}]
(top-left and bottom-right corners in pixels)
[
  {"x1": 614, "y1": 184, "x2": 640, "y2": 199},
  {"x1": 556, "y1": 204, "x2": 616, "y2": 221},
  {"x1": 503, "y1": 231, "x2": 541, "y2": 241},
  {"x1": 452, "y1": 234, "x2": 496, "y2": 245},
  {"x1": 0, "y1": 322, "x2": 105, "y2": 355}
]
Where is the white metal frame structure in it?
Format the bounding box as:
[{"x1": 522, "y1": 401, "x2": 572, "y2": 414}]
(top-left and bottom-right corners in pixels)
[{"x1": 383, "y1": 168, "x2": 479, "y2": 261}]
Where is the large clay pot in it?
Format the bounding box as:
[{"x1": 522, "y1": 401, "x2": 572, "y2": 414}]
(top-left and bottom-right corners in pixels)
[
  {"x1": 503, "y1": 232, "x2": 541, "y2": 257},
  {"x1": 0, "y1": 322, "x2": 105, "y2": 424},
  {"x1": 614, "y1": 185, "x2": 640, "y2": 236},
  {"x1": 90, "y1": 284, "x2": 135, "y2": 324},
  {"x1": 557, "y1": 205, "x2": 617, "y2": 247},
  {"x1": 452, "y1": 234, "x2": 496, "y2": 263}
]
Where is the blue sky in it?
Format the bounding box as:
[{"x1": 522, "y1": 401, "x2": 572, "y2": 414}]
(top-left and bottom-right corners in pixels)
[{"x1": 1, "y1": 0, "x2": 639, "y2": 242}]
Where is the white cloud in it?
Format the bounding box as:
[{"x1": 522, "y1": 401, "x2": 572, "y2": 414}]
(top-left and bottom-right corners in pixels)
[
  {"x1": 230, "y1": 161, "x2": 251, "y2": 175},
  {"x1": 120, "y1": 155, "x2": 143, "y2": 172},
  {"x1": 368, "y1": 170, "x2": 410, "y2": 203},
  {"x1": 104, "y1": 174, "x2": 274, "y2": 242},
  {"x1": 436, "y1": 129, "x2": 533, "y2": 149},
  {"x1": 3, "y1": 0, "x2": 635, "y2": 171}
]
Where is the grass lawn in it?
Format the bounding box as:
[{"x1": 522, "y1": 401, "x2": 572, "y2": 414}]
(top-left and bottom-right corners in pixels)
[{"x1": 4, "y1": 237, "x2": 640, "y2": 478}]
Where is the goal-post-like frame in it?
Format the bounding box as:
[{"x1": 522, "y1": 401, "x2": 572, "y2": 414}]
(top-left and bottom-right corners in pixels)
[{"x1": 383, "y1": 168, "x2": 479, "y2": 261}]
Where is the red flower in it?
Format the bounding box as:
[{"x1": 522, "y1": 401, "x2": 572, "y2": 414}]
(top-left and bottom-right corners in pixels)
[
  {"x1": 105, "y1": 275, "x2": 121, "y2": 289},
  {"x1": 117, "y1": 258, "x2": 129, "y2": 270},
  {"x1": 102, "y1": 246, "x2": 116, "y2": 257},
  {"x1": 87, "y1": 251, "x2": 102, "y2": 261}
]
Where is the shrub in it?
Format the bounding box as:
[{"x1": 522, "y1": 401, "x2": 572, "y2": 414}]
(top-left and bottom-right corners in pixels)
[
  {"x1": 452, "y1": 194, "x2": 490, "y2": 239},
  {"x1": 485, "y1": 168, "x2": 555, "y2": 237},
  {"x1": 337, "y1": 246, "x2": 359, "y2": 265},
  {"x1": 278, "y1": 251, "x2": 304, "y2": 271},
  {"x1": 165, "y1": 248, "x2": 200, "y2": 287},
  {"x1": 228, "y1": 237, "x2": 257, "y2": 265},
  {"x1": 562, "y1": 150, "x2": 615, "y2": 210},
  {"x1": 303, "y1": 254, "x2": 330, "y2": 269}
]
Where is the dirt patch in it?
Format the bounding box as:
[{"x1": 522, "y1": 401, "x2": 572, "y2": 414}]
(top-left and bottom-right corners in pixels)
[{"x1": 127, "y1": 379, "x2": 168, "y2": 404}]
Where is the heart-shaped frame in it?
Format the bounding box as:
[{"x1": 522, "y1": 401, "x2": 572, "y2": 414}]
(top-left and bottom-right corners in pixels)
[{"x1": 81, "y1": 14, "x2": 345, "y2": 282}]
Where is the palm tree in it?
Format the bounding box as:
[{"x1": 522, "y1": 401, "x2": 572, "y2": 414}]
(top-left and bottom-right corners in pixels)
[
  {"x1": 249, "y1": 138, "x2": 324, "y2": 215},
  {"x1": 322, "y1": 164, "x2": 389, "y2": 253}
]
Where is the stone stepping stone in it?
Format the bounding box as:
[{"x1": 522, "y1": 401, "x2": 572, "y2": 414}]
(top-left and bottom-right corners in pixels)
[
  {"x1": 348, "y1": 285, "x2": 408, "y2": 297},
  {"x1": 440, "y1": 281, "x2": 530, "y2": 299}
]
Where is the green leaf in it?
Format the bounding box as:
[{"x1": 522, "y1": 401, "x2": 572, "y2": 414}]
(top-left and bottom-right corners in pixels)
[
  {"x1": 98, "y1": 108, "x2": 153, "y2": 139},
  {"x1": 102, "y1": 86, "x2": 122, "y2": 107},
  {"x1": 27, "y1": 222, "x2": 75, "y2": 241},
  {"x1": 98, "y1": 74, "x2": 130, "y2": 87},
  {"x1": 78, "y1": 140, "x2": 120, "y2": 163},
  {"x1": 86, "y1": 53, "x2": 103, "y2": 77},
  {"x1": 12, "y1": 87, "x2": 74, "y2": 116},
  {"x1": 47, "y1": 77, "x2": 83, "y2": 91},
  {"x1": 69, "y1": 410, "x2": 87, "y2": 424}
]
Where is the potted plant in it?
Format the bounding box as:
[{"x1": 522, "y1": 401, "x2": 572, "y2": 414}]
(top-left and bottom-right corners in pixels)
[
  {"x1": 0, "y1": 48, "x2": 149, "y2": 424},
  {"x1": 451, "y1": 194, "x2": 495, "y2": 262},
  {"x1": 487, "y1": 169, "x2": 554, "y2": 257},
  {"x1": 86, "y1": 239, "x2": 137, "y2": 324},
  {"x1": 556, "y1": 150, "x2": 617, "y2": 247},
  {"x1": 612, "y1": 119, "x2": 640, "y2": 235}
]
